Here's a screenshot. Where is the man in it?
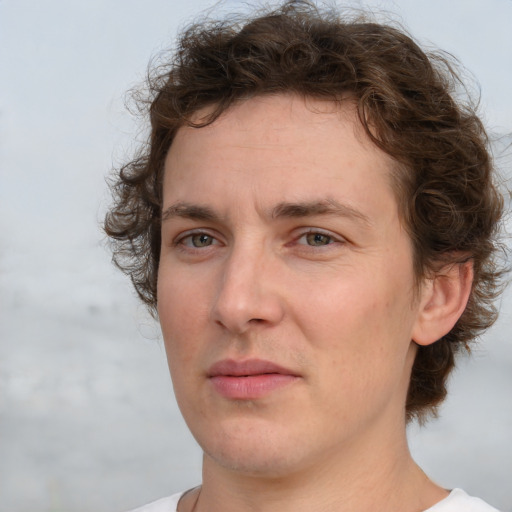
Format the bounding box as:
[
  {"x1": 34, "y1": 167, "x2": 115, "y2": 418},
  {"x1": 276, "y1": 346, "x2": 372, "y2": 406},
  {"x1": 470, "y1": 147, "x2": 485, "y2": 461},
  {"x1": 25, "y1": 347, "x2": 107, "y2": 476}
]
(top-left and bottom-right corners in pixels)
[{"x1": 105, "y1": 2, "x2": 505, "y2": 511}]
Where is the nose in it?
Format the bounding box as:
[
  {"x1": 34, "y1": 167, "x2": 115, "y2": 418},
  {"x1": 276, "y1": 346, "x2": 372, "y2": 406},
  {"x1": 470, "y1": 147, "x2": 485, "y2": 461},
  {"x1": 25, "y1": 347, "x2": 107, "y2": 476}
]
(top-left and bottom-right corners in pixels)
[{"x1": 211, "y1": 244, "x2": 285, "y2": 334}]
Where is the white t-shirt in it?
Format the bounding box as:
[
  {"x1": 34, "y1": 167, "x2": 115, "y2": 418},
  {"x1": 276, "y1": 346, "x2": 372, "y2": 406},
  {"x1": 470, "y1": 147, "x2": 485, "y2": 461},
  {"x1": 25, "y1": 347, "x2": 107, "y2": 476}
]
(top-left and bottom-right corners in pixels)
[{"x1": 127, "y1": 488, "x2": 500, "y2": 512}]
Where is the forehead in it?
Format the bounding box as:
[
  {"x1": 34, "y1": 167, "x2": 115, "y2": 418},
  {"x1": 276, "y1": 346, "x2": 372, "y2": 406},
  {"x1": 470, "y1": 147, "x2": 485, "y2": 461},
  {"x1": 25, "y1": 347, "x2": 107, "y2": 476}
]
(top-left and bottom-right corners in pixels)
[
  {"x1": 163, "y1": 94, "x2": 399, "y2": 221},
  {"x1": 173, "y1": 95, "x2": 374, "y2": 159}
]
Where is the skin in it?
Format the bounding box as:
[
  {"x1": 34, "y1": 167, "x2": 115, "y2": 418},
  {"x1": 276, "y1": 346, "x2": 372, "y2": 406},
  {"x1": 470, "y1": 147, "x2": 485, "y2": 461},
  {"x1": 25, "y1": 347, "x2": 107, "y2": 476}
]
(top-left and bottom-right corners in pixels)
[{"x1": 157, "y1": 95, "x2": 471, "y2": 512}]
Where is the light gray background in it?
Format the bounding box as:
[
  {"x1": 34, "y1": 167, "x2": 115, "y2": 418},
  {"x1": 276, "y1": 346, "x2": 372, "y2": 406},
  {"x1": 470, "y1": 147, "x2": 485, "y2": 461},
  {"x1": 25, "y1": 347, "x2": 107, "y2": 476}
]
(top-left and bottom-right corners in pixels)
[{"x1": 1, "y1": 1, "x2": 511, "y2": 511}]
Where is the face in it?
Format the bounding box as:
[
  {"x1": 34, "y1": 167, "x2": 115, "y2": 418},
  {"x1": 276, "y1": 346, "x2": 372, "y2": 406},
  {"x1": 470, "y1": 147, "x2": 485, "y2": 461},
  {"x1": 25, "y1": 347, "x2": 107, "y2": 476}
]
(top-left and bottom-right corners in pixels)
[{"x1": 158, "y1": 95, "x2": 424, "y2": 477}]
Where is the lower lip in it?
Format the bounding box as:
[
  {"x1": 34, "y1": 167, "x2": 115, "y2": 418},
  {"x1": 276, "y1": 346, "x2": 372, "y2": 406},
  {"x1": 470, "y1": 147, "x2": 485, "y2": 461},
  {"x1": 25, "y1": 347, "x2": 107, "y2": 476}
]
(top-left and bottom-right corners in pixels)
[{"x1": 209, "y1": 374, "x2": 298, "y2": 399}]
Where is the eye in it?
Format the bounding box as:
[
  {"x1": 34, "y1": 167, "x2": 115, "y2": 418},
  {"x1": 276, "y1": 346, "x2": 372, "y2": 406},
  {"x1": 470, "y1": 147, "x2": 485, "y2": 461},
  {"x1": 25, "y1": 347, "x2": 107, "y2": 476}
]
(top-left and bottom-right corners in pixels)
[
  {"x1": 179, "y1": 232, "x2": 217, "y2": 248},
  {"x1": 291, "y1": 229, "x2": 347, "y2": 253},
  {"x1": 302, "y1": 232, "x2": 333, "y2": 246}
]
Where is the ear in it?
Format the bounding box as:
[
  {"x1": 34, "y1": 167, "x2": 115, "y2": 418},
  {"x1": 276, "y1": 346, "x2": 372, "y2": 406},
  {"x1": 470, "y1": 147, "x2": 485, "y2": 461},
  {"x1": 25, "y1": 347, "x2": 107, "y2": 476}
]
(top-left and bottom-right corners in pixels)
[{"x1": 412, "y1": 260, "x2": 473, "y2": 346}]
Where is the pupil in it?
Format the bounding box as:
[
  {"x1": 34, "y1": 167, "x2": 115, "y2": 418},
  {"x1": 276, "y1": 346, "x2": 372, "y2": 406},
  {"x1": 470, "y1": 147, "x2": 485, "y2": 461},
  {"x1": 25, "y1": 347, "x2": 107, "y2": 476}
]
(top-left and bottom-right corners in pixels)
[
  {"x1": 307, "y1": 233, "x2": 329, "y2": 246},
  {"x1": 194, "y1": 234, "x2": 211, "y2": 247}
]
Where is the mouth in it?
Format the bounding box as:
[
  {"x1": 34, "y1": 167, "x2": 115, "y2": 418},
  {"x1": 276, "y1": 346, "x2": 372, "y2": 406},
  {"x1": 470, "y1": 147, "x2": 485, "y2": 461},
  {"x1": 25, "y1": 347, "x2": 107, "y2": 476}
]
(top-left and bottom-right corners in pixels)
[{"x1": 207, "y1": 359, "x2": 300, "y2": 400}]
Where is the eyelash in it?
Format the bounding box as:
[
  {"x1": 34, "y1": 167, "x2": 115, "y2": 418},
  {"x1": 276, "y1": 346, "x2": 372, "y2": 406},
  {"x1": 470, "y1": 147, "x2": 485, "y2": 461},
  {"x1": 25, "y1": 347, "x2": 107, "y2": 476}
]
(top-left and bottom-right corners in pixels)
[
  {"x1": 295, "y1": 229, "x2": 340, "y2": 247},
  {"x1": 174, "y1": 228, "x2": 344, "y2": 252},
  {"x1": 174, "y1": 230, "x2": 220, "y2": 249}
]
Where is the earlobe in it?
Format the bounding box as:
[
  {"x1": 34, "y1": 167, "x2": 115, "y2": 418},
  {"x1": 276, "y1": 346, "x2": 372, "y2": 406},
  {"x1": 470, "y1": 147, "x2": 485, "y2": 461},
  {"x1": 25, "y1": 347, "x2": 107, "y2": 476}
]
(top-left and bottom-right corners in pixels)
[{"x1": 412, "y1": 261, "x2": 473, "y2": 346}]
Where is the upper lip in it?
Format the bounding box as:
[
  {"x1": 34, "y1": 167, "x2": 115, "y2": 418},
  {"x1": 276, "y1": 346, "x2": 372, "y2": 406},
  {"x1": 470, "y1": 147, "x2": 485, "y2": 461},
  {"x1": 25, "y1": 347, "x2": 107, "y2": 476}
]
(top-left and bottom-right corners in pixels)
[{"x1": 207, "y1": 358, "x2": 298, "y2": 377}]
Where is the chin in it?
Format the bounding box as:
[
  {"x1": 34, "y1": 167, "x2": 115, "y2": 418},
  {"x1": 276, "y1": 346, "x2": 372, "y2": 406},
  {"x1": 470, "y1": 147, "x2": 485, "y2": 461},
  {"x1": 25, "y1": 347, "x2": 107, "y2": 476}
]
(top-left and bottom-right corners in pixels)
[
  {"x1": 204, "y1": 444, "x2": 303, "y2": 478},
  {"x1": 196, "y1": 417, "x2": 309, "y2": 477}
]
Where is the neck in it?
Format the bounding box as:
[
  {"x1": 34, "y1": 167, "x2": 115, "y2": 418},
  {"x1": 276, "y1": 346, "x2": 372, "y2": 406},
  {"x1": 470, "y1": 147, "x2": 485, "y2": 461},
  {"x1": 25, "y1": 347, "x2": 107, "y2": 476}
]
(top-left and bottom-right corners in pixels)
[{"x1": 189, "y1": 420, "x2": 447, "y2": 512}]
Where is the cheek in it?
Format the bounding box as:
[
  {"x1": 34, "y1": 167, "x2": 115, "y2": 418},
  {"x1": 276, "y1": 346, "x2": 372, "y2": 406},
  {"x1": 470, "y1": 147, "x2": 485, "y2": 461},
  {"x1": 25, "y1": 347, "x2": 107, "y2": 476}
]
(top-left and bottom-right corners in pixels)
[
  {"x1": 294, "y1": 276, "x2": 393, "y2": 343},
  {"x1": 158, "y1": 262, "x2": 211, "y2": 327},
  {"x1": 157, "y1": 280, "x2": 204, "y2": 413},
  {"x1": 294, "y1": 268, "x2": 415, "y2": 377},
  {"x1": 157, "y1": 269, "x2": 210, "y2": 371}
]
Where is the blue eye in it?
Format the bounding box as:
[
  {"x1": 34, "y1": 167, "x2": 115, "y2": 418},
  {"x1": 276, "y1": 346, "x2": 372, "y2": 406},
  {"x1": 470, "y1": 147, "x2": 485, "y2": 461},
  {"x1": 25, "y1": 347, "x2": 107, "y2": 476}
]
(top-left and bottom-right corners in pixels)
[{"x1": 303, "y1": 232, "x2": 333, "y2": 246}]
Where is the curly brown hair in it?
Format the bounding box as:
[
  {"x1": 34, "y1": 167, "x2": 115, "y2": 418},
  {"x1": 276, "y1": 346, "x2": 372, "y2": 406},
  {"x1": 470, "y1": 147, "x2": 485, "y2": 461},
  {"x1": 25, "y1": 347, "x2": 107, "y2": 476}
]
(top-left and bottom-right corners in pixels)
[{"x1": 105, "y1": 1, "x2": 506, "y2": 421}]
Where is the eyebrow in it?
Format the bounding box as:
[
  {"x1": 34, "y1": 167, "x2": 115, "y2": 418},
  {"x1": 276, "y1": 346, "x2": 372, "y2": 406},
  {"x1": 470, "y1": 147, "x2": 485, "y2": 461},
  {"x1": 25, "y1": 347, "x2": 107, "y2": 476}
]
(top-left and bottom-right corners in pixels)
[
  {"x1": 161, "y1": 203, "x2": 218, "y2": 222},
  {"x1": 161, "y1": 198, "x2": 372, "y2": 227},
  {"x1": 271, "y1": 199, "x2": 372, "y2": 227}
]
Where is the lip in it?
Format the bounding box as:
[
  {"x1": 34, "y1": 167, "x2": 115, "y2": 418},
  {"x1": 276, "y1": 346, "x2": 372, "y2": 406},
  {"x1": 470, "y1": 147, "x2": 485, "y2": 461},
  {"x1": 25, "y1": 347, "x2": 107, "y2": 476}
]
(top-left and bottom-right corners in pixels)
[{"x1": 207, "y1": 359, "x2": 300, "y2": 400}]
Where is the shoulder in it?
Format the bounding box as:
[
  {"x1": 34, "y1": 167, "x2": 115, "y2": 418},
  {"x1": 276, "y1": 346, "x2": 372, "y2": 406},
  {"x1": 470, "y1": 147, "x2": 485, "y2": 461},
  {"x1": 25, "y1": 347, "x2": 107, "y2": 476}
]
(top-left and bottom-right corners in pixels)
[
  {"x1": 426, "y1": 488, "x2": 500, "y2": 512},
  {"x1": 125, "y1": 492, "x2": 183, "y2": 512}
]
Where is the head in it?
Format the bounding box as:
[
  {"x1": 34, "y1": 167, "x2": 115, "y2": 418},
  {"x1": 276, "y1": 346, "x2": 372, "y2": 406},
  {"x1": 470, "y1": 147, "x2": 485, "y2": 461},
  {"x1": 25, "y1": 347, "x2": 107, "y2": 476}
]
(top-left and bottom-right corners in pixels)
[{"x1": 105, "y1": 1, "x2": 505, "y2": 423}]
